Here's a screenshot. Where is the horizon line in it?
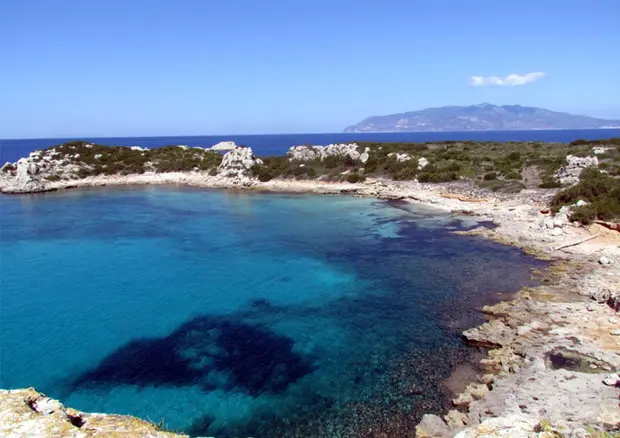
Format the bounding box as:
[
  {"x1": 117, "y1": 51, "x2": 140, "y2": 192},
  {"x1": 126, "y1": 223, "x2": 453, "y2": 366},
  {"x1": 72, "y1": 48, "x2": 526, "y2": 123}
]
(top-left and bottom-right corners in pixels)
[{"x1": 1, "y1": 127, "x2": 620, "y2": 142}]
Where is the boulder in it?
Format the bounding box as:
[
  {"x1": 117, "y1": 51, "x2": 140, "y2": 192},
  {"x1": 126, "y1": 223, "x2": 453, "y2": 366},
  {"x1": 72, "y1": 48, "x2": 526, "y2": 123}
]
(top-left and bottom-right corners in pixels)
[
  {"x1": 602, "y1": 373, "x2": 619, "y2": 386},
  {"x1": 416, "y1": 414, "x2": 452, "y2": 438},
  {"x1": 418, "y1": 157, "x2": 429, "y2": 170},
  {"x1": 387, "y1": 152, "x2": 411, "y2": 162}
]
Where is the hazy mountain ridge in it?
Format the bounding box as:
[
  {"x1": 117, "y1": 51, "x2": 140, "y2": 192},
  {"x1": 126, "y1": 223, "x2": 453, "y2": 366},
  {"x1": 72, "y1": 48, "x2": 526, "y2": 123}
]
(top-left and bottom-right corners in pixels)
[{"x1": 344, "y1": 104, "x2": 620, "y2": 133}]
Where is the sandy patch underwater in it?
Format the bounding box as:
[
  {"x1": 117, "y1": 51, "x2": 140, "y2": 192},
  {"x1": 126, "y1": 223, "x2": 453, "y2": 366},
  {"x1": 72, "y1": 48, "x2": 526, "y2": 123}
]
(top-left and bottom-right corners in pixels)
[{"x1": 0, "y1": 187, "x2": 546, "y2": 437}]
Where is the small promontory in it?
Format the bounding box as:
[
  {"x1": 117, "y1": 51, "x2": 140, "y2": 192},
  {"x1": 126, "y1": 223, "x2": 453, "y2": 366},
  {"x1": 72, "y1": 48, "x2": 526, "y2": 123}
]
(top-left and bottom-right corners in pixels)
[{"x1": 0, "y1": 388, "x2": 186, "y2": 437}]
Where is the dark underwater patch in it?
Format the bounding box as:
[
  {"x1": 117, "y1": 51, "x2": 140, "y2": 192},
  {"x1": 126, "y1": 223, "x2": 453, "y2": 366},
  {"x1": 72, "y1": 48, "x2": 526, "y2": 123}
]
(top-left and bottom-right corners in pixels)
[{"x1": 72, "y1": 316, "x2": 314, "y2": 396}]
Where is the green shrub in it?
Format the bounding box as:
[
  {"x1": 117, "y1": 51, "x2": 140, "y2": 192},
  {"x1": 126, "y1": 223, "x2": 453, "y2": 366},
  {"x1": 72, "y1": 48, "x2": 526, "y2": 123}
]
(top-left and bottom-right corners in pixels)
[
  {"x1": 539, "y1": 180, "x2": 562, "y2": 189},
  {"x1": 346, "y1": 172, "x2": 365, "y2": 183},
  {"x1": 483, "y1": 172, "x2": 497, "y2": 181},
  {"x1": 551, "y1": 168, "x2": 620, "y2": 224},
  {"x1": 44, "y1": 175, "x2": 61, "y2": 181},
  {"x1": 418, "y1": 170, "x2": 459, "y2": 183},
  {"x1": 77, "y1": 168, "x2": 92, "y2": 178},
  {"x1": 570, "y1": 204, "x2": 598, "y2": 224},
  {"x1": 504, "y1": 171, "x2": 522, "y2": 180}
]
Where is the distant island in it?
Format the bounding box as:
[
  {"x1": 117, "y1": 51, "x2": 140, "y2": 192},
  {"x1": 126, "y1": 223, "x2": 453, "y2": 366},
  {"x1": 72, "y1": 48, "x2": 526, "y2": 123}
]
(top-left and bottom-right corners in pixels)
[{"x1": 343, "y1": 103, "x2": 620, "y2": 133}]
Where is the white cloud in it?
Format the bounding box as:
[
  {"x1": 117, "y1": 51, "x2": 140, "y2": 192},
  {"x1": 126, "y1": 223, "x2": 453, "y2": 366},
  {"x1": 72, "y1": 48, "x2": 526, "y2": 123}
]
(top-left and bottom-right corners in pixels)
[{"x1": 470, "y1": 72, "x2": 546, "y2": 87}]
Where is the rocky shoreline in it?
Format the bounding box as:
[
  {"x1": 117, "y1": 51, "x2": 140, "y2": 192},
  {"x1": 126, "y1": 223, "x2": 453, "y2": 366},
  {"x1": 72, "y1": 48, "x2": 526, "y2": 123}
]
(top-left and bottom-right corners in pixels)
[{"x1": 1, "y1": 143, "x2": 619, "y2": 437}]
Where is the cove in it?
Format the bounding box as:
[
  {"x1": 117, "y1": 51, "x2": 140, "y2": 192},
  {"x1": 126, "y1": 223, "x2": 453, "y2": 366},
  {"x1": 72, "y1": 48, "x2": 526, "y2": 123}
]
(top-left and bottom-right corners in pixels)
[{"x1": 0, "y1": 187, "x2": 546, "y2": 437}]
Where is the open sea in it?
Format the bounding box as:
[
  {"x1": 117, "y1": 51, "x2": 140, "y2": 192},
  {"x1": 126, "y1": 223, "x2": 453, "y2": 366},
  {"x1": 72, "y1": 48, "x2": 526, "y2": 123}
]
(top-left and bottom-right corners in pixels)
[
  {"x1": 1, "y1": 129, "x2": 619, "y2": 163},
  {"x1": 0, "y1": 186, "x2": 546, "y2": 437}
]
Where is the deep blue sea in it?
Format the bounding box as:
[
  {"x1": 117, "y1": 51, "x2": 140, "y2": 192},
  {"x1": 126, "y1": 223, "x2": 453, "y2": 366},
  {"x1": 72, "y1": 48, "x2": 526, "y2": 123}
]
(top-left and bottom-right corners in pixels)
[
  {"x1": 1, "y1": 129, "x2": 619, "y2": 163},
  {"x1": 0, "y1": 187, "x2": 546, "y2": 437}
]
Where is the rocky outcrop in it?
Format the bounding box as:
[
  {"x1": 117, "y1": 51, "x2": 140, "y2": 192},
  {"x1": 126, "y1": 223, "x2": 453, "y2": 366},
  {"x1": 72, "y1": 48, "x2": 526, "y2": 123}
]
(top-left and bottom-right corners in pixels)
[
  {"x1": 387, "y1": 152, "x2": 412, "y2": 162},
  {"x1": 209, "y1": 141, "x2": 238, "y2": 151},
  {"x1": 385, "y1": 154, "x2": 430, "y2": 170},
  {"x1": 217, "y1": 146, "x2": 263, "y2": 184},
  {"x1": 554, "y1": 155, "x2": 599, "y2": 185},
  {"x1": 1, "y1": 154, "x2": 55, "y2": 193},
  {"x1": 287, "y1": 143, "x2": 363, "y2": 162},
  {"x1": 0, "y1": 388, "x2": 186, "y2": 437}
]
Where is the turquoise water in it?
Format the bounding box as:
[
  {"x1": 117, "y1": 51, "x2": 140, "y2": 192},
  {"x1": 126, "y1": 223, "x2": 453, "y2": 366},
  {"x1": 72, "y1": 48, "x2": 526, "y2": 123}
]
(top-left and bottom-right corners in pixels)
[{"x1": 0, "y1": 188, "x2": 544, "y2": 436}]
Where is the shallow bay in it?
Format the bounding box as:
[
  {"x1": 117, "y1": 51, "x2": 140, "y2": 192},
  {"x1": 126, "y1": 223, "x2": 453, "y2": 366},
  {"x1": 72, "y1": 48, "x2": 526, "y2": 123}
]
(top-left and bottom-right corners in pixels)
[{"x1": 0, "y1": 187, "x2": 545, "y2": 436}]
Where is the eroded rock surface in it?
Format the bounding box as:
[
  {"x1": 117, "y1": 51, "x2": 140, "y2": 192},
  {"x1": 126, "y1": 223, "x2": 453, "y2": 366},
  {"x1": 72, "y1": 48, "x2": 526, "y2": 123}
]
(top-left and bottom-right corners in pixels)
[
  {"x1": 217, "y1": 146, "x2": 263, "y2": 184},
  {"x1": 287, "y1": 143, "x2": 362, "y2": 162},
  {"x1": 0, "y1": 388, "x2": 186, "y2": 437}
]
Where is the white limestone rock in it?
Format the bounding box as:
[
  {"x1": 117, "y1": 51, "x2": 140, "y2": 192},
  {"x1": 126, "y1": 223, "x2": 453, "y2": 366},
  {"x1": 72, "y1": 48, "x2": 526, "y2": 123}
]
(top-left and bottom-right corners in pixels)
[
  {"x1": 550, "y1": 228, "x2": 563, "y2": 236},
  {"x1": 454, "y1": 415, "x2": 542, "y2": 438},
  {"x1": 288, "y1": 145, "x2": 319, "y2": 161},
  {"x1": 598, "y1": 256, "x2": 613, "y2": 266},
  {"x1": 387, "y1": 152, "x2": 411, "y2": 162},
  {"x1": 218, "y1": 147, "x2": 263, "y2": 183},
  {"x1": 418, "y1": 157, "x2": 429, "y2": 170},
  {"x1": 209, "y1": 141, "x2": 238, "y2": 151},
  {"x1": 593, "y1": 146, "x2": 611, "y2": 155},
  {"x1": 602, "y1": 373, "x2": 620, "y2": 386},
  {"x1": 555, "y1": 155, "x2": 599, "y2": 185},
  {"x1": 287, "y1": 143, "x2": 362, "y2": 162},
  {"x1": 6, "y1": 158, "x2": 48, "y2": 193},
  {"x1": 575, "y1": 199, "x2": 588, "y2": 207}
]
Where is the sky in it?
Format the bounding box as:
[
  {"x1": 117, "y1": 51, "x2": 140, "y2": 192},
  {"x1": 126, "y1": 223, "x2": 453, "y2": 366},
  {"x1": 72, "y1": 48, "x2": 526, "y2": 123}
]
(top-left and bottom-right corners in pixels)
[{"x1": 1, "y1": 0, "x2": 619, "y2": 138}]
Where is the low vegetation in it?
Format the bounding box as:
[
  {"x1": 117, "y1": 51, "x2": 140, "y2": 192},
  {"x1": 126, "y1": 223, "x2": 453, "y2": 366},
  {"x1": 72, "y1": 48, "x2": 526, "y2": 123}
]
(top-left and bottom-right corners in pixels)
[
  {"x1": 551, "y1": 168, "x2": 620, "y2": 224},
  {"x1": 8, "y1": 139, "x2": 620, "y2": 211},
  {"x1": 39, "y1": 141, "x2": 223, "y2": 177},
  {"x1": 248, "y1": 138, "x2": 620, "y2": 195}
]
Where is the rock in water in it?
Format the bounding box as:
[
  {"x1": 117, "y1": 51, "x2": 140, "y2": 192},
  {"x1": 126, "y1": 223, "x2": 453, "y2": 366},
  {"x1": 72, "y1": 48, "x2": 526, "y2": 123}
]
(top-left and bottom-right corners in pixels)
[{"x1": 218, "y1": 147, "x2": 263, "y2": 184}]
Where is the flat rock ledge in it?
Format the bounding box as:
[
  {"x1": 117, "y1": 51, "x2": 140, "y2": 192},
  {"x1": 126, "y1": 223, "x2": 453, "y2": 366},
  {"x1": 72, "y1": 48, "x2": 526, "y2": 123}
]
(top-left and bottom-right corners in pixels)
[
  {"x1": 417, "y1": 236, "x2": 620, "y2": 435},
  {"x1": 0, "y1": 388, "x2": 186, "y2": 437}
]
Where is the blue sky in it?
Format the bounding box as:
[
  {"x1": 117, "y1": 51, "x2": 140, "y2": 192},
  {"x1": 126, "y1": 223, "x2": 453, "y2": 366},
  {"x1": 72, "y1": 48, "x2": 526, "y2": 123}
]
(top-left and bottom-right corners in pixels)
[{"x1": 1, "y1": 0, "x2": 619, "y2": 138}]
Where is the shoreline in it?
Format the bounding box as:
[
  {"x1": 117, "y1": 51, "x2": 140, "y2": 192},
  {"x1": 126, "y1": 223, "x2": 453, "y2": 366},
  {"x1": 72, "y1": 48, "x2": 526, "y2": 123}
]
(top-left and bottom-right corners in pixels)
[{"x1": 1, "y1": 175, "x2": 619, "y2": 436}]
